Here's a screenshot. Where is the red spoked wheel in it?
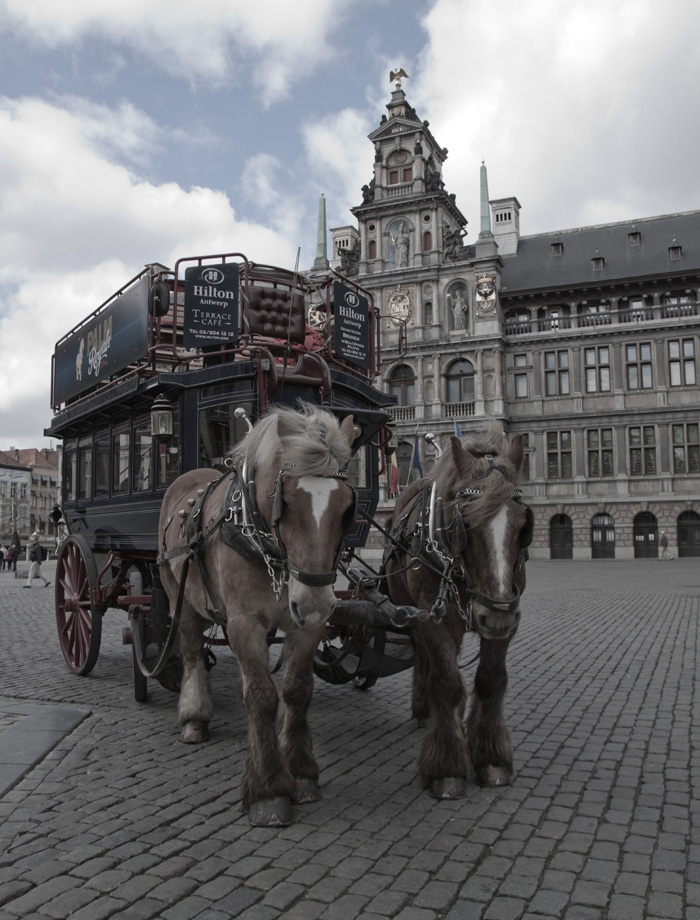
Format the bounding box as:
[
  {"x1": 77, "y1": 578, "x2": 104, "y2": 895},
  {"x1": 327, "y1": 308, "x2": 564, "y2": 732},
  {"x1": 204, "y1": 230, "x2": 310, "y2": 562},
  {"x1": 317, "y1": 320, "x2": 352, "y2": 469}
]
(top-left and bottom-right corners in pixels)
[{"x1": 55, "y1": 535, "x2": 103, "y2": 675}]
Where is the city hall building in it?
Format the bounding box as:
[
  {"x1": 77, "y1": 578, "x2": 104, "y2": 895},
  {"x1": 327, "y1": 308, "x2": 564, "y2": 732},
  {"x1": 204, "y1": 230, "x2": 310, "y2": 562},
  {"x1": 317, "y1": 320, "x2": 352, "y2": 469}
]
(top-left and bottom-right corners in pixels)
[{"x1": 330, "y1": 78, "x2": 700, "y2": 559}]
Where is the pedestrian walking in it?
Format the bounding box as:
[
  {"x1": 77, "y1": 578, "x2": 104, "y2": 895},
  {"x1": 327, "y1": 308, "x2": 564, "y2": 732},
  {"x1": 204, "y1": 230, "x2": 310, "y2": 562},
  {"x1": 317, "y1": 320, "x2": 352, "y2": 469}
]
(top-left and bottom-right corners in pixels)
[
  {"x1": 24, "y1": 532, "x2": 50, "y2": 588},
  {"x1": 9, "y1": 544, "x2": 20, "y2": 571},
  {"x1": 0, "y1": 546, "x2": 5, "y2": 571},
  {"x1": 659, "y1": 530, "x2": 673, "y2": 560}
]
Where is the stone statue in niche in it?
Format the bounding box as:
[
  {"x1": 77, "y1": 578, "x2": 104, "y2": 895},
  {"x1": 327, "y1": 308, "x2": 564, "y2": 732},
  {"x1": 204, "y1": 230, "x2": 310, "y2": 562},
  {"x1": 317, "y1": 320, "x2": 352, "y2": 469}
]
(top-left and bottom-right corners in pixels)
[
  {"x1": 448, "y1": 287, "x2": 468, "y2": 331},
  {"x1": 475, "y1": 272, "x2": 498, "y2": 314},
  {"x1": 390, "y1": 222, "x2": 410, "y2": 268}
]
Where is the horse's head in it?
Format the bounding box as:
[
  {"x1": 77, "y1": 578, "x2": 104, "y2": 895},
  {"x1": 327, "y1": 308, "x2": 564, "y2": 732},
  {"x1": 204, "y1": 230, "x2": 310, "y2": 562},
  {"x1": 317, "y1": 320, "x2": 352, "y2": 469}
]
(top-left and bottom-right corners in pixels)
[
  {"x1": 445, "y1": 428, "x2": 532, "y2": 640},
  {"x1": 240, "y1": 406, "x2": 356, "y2": 628}
]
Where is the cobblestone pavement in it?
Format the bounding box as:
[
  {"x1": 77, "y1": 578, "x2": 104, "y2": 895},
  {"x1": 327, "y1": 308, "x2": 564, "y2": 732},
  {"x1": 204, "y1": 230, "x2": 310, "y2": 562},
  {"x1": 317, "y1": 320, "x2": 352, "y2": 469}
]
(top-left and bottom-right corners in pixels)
[{"x1": 0, "y1": 558, "x2": 699, "y2": 920}]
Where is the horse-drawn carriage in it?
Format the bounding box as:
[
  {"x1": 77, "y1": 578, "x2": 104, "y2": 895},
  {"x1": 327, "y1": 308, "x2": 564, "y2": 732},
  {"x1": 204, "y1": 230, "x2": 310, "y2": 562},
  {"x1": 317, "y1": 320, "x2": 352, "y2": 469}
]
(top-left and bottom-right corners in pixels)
[{"x1": 47, "y1": 251, "x2": 533, "y2": 826}]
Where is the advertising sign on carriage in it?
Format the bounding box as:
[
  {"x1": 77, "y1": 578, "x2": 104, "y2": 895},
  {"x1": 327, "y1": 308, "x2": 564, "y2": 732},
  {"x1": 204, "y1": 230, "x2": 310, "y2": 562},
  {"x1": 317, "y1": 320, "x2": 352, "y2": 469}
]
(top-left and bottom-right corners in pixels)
[
  {"x1": 183, "y1": 263, "x2": 240, "y2": 349},
  {"x1": 333, "y1": 281, "x2": 370, "y2": 370},
  {"x1": 53, "y1": 276, "x2": 150, "y2": 405}
]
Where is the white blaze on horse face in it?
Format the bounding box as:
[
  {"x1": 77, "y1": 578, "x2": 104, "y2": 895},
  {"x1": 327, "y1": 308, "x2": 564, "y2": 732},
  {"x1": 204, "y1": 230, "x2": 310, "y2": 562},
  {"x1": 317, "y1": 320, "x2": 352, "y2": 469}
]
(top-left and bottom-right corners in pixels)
[
  {"x1": 296, "y1": 476, "x2": 342, "y2": 530},
  {"x1": 489, "y1": 504, "x2": 511, "y2": 595}
]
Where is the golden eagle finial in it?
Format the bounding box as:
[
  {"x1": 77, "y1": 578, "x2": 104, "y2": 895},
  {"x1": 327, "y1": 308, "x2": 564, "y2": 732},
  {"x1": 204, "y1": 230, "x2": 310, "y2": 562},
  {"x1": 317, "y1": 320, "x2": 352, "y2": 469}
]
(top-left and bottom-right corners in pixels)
[{"x1": 390, "y1": 68, "x2": 408, "y2": 89}]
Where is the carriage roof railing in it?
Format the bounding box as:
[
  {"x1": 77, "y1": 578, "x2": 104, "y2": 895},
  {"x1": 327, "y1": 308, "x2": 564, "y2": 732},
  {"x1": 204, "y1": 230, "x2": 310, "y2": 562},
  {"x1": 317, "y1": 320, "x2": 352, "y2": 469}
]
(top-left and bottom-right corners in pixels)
[{"x1": 50, "y1": 252, "x2": 381, "y2": 415}]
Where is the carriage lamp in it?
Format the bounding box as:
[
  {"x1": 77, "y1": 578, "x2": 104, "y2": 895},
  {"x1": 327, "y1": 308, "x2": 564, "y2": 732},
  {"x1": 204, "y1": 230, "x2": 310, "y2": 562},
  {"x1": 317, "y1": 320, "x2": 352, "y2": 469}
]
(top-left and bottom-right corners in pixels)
[{"x1": 151, "y1": 397, "x2": 174, "y2": 439}]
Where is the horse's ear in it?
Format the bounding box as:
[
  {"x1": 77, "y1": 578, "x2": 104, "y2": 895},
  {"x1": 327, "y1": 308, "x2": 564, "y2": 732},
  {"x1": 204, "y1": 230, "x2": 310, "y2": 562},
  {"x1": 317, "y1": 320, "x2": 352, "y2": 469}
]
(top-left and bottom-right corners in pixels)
[
  {"x1": 450, "y1": 436, "x2": 470, "y2": 474},
  {"x1": 508, "y1": 433, "x2": 525, "y2": 471},
  {"x1": 277, "y1": 414, "x2": 293, "y2": 439},
  {"x1": 340, "y1": 415, "x2": 355, "y2": 449}
]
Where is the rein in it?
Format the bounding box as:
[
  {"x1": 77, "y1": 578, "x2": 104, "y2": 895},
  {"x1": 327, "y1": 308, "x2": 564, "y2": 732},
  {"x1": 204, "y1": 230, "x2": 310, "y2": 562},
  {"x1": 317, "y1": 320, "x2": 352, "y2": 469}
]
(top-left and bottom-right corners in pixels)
[
  {"x1": 158, "y1": 462, "x2": 355, "y2": 623},
  {"x1": 384, "y1": 464, "x2": 532, "y2": 629}
]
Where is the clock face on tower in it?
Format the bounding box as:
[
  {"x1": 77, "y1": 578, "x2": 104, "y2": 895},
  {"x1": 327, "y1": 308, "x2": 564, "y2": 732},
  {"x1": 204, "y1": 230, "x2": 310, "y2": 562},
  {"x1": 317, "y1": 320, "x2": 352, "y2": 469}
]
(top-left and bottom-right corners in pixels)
[{"x1": 388, "y1": 287, "x2": 412, "y2": 326}]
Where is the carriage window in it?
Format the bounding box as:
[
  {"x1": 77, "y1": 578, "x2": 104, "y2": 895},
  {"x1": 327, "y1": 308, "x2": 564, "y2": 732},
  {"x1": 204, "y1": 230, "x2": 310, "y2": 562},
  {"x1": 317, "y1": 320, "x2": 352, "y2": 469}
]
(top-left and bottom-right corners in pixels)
[
  {"x1": 133, "y1": 417, "x2": 153, "y2": 492},
  {"x1": 78, "y1": 435, "x2": 93, "y2": 500},
  {"x1": 199, "y1": 401, "x2": 255, "y2": 471},
  {"x1": 63, "y1": 438, "x2": 77, "y2": 502},
  {"x1": 346, "y1": 445, "x2": 368, "y2": 490},
  {"x1": 157, "y1": 411, "x2": 181, "y2": 489},
  {"x1": 112, "y1": 421, "x2": 130, "y2": 494},
  {"x1": 94, "y1": 430, "x2": 110, "y2": 498}
]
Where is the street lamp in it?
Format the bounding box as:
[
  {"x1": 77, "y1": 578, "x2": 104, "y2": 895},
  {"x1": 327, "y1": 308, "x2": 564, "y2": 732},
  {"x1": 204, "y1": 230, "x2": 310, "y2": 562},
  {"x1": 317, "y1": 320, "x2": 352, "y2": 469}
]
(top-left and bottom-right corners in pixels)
[{"x1": 150, "y1": 397, "x2": 174, "y2": 440}]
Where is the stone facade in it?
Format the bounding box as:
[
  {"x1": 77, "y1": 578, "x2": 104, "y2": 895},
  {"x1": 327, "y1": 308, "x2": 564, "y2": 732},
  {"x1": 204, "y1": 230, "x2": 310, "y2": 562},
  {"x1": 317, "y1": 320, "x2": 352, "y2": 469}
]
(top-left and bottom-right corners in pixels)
[{"x1": 332, "y1": 84, "x2": 700, "y2": 559}]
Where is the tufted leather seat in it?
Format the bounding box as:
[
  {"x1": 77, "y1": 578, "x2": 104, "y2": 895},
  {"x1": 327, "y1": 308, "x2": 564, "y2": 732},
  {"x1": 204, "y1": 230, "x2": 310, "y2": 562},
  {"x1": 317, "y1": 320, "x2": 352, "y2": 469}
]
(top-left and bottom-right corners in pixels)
[{"x1": 245, "y1": 286, "x2": 305, "y2": 343}]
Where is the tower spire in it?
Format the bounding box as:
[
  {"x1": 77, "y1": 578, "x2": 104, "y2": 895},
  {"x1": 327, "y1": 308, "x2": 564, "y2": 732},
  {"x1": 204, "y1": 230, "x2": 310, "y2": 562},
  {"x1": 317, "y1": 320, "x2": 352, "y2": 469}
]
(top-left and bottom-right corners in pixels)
[
  {"x1": 312, "y1": 192, "x2": 329, "y2": 270},
  {"x1": 479, "y1": 161, "x2": 493, "y2": 240}
]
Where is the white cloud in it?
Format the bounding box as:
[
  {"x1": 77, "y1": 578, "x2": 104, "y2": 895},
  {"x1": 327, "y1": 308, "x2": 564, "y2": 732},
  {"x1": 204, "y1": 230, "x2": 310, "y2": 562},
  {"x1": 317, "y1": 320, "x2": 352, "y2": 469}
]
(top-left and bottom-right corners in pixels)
[
  {"x1": 0, "y1": 95, "x2": 296, "y2": 447},
  {"x1": 0, "y1": 0, "x2": 357, "y2": 103},
  {"x1": 413, "y1": 0, "x2": 700, "y2": 234}
]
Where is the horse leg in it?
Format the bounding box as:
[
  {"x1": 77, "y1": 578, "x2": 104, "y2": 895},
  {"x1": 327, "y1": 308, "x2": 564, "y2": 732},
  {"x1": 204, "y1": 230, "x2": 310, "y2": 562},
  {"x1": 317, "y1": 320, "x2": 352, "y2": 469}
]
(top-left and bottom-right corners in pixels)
[
  {"x1": 278, "y1": 626, "x2": 325, "y2": 804},
  {"x1": 467, "y1": 635, "x2": 515, "y2": 787},
  {"x1": 228, "y1": 619, "x2": 296, "y2": 827},
  {"x1": 177, "y1": 600, "x2": 213, "y2": 743},
  {"x1": 412, "y1": 619, "x2": 472, "y2": 799},
  {"x1": 412, "y1": 613, "x2": 465, "y2": 722}
]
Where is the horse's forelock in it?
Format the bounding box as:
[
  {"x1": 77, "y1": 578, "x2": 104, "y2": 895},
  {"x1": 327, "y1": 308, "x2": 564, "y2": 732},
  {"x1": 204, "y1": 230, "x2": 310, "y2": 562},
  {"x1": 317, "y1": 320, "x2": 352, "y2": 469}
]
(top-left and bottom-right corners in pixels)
[
  {"x1": 434, "y1": 423, "x2": 519, "y2": 531},
  {"x1": 231, "y1": 404, "x2": 351, "y2": 478}
]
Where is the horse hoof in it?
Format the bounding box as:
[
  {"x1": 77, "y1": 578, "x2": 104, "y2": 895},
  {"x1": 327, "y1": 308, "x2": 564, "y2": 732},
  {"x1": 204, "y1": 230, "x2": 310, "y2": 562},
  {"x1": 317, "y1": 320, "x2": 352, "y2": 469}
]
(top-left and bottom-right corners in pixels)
[
  {"x1": 181, "y1": 721, "x2": 209, "y2": 743},
  {"x1": 292, "y1": 778, "x2": 321, "y2": 804},
  {"x1": 248, "y1": 797, "x2": 293, "y2": 827},
  {"x1": 429, "y1": 777, "x2": 466, "y2": 799},
  {"x1": 476, "y1": 765, "x2": 514, "y2": 787}
]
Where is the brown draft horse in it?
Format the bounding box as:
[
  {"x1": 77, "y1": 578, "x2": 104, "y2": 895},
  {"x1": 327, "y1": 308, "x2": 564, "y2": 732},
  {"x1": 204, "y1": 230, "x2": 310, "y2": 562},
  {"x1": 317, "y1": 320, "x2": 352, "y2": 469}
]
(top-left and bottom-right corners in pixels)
[
  {"x1": 384, "y1": 423, "x2": 531, "y2": 799},
  {"x1": 158, "y1": 404, "x2": 356, "y2": 827}
]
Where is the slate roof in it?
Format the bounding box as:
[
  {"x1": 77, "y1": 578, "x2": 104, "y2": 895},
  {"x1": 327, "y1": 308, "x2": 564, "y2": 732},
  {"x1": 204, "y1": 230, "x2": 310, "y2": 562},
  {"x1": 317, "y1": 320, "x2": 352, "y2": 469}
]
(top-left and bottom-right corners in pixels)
[{"x1": 500, "y1": 210, "x2": 700, "y2": 296}]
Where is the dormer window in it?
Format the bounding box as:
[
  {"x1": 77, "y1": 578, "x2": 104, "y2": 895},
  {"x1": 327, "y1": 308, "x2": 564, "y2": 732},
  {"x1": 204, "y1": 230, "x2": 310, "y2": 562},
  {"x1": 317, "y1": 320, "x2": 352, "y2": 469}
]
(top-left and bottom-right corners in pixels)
[
  {"x1": 551, "y1": 242, "x2": 563, "y2": 256},
  {"x1": 669, "y1": 244, "x2": 682, "y2": 260},
  {"x1": 592, "y1": 256, "x2": 605, "y2": 271},
  {"x1": 628, "y1": 231, "x2": 641, "y2": 246}
]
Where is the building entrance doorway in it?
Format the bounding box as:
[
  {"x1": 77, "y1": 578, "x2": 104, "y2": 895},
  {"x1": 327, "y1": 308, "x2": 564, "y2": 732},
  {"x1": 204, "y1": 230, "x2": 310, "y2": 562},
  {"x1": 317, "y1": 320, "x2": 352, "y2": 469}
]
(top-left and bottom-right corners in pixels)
[
  {"x1": 591, "y1": 513, "x2": 615, "y2": 559},
  {"x1": 633, "y1": 512, "x2": 658, "y2": 558},
  {"x1": 678, "y1": 511, "x2": 700, "y2": 557},
  {"x1": 550, "y1": 514, "x2": 573, "y2": 559}
]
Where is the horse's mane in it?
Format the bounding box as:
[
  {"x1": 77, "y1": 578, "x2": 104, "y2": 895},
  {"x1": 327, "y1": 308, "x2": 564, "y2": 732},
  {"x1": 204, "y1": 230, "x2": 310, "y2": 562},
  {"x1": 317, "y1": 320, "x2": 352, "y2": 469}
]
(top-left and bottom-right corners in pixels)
[
  {"x1": 231, "y1": 403, "x2": 352, "y2": 477},
  {"x1": 432, "y1": 421, "x2": 520, "y2": 531}
]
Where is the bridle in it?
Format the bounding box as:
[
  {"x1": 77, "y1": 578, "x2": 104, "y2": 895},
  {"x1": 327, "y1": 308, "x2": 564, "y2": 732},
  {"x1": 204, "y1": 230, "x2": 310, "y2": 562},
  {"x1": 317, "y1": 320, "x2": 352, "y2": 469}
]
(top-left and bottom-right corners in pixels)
[
  {"x1": 222, "y1": 460, "x2": 357, "y2": 598},
  {"x1": 387, "y1": 460, "x2": 533, "y2": 629}
]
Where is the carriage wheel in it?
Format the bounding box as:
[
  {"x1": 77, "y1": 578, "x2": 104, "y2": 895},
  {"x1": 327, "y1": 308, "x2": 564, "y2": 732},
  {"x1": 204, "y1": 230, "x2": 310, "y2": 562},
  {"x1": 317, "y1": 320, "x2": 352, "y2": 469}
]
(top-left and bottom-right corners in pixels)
[
  {"x1": 132, "y1": 642, "x2": 148, "y2": 702},
  {"x1": 55, "y1": 535, "x2": 103, "y2": 676}
]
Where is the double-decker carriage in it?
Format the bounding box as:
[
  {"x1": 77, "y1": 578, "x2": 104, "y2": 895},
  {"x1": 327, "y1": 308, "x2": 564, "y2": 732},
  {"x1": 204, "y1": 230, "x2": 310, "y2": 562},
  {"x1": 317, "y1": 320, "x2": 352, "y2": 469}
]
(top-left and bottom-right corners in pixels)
[{"x1": 46, "y1": 253, "x2": 416, "y2": 699}]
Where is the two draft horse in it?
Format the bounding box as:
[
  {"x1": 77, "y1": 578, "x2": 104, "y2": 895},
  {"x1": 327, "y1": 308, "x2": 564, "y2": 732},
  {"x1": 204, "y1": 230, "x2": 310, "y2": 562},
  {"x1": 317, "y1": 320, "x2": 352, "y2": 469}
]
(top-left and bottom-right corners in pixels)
[
  {"x1": 385, "y1": 423, "x2": 532, "y2": 799},
  {"x1": 158, "y1": 405, "x2": 356, "y2": 827}
]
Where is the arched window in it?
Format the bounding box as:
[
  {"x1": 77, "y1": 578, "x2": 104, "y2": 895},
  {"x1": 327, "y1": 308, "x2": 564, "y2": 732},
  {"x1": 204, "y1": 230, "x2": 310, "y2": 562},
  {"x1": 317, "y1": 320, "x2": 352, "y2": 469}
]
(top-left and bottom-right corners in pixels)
[
  {"x1": 550, "y1": 513, "x2": 573, "y2": 560},
  {"x1": 423, "y1": 231, "x2": 432, "y2": 251},
  {"x1": 678, "y1": 510, "x2": 700, "y2": 557},
  {"x1": 368, "y1": 240, "x2": 377, "y2": 260},
  {"x1": 633, "y1": 512, "x2": 657, "y2": 558},
  {"x1": 446, "y1": 359, "x2": 475, "y2": 404},
  {"x1": 591, "y1": 513, "x2": 615, "y2": 558},
  {"x1": 389, "y1": 365, "x2": 415, "y2": 406},
  {"x1": 424, "y1": 301, "x2": 433, "y2": 324}
]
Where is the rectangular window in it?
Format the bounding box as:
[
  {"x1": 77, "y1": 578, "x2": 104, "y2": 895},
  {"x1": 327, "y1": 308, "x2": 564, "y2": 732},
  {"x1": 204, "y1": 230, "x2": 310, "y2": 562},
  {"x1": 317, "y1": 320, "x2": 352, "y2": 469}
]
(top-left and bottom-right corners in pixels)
[
  {"x1": 112, "y1": 423, "x2": 130, "y2": 494},
  {"x1": 544, "y1": 350, "x2": 570, "y2": 396},
  {"x1": 389, "y1": 170, "x2": 399, "y2": 185},
  {"x1": 133, "y1": 417, "x2": 153, "y2": 492},
  {"x1": 402, "y1": 167, "x2": 413, "y2": 183},
  {"x1": 63, "y1": 438, "x2": 77, "y2": 502},
  {"x1": 629, "y1": 426, "x2": 656, "y2": 476},
  {"x1": 626, "y1": 343, "x2": 653, "y2": 389},
  {"x1": 587, "y1": 428, "x2": 614, "y2": 477},
  {"x1": 584, "y1": 346, "x2": 611, "y2": 393},
  {"x1": 521, "y1": 433, "x2": 531, "y2": 480},
  {"x1": 94, "y1": 430, "x2": 110, "y2": 498},
  {"x1": 514, "y1": 373, "x2": 528, "y2": 398},
  {"x1": 514, "y1": 353, "x2": 527, "y2": 367},
  {"x1": 672, "y1": 423, "x2": 700, "y2": 474},
  {"x1": 547, "y1": 430, "x2": 573, "y2": 479},
  {"x1": 78, "y1": 435, "x2": 93, "y2": 500},
  {"x1": 669, "y1": 339, "x2": 696, "y2": 386}
]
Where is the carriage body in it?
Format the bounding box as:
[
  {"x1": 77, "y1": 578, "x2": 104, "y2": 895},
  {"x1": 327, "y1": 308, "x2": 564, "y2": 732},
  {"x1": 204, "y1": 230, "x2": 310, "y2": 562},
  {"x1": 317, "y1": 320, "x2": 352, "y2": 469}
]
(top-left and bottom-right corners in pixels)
[{"x1": 46, "y1": 253, "x2": 406, "y2": 688}]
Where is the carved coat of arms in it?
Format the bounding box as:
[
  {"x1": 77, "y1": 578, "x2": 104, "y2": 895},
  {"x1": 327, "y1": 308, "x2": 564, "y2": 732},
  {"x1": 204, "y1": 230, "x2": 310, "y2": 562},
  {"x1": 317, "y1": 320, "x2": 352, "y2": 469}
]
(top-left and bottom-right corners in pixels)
[{"x1": 474, "y1": 272, "x2": 498, "y2": 314}]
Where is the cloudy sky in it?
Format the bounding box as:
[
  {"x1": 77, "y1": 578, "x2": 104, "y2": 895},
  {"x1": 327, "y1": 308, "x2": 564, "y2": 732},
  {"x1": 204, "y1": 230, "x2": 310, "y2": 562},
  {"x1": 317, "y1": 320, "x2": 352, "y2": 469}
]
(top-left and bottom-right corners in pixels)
[{"x1": 1, "y1": 0, "x2": 699, "y2": 449}]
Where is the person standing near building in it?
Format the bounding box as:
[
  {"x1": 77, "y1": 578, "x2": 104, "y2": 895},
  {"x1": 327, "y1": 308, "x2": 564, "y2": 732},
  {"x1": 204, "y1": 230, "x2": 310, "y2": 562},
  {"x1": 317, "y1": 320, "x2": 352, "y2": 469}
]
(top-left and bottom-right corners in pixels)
[
  {"x1": 659, "y1": 531, "x2": 673, "y2": 560},
  {"x1": 24, "y1": 532, "x2": 50, "y2": 588}
]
